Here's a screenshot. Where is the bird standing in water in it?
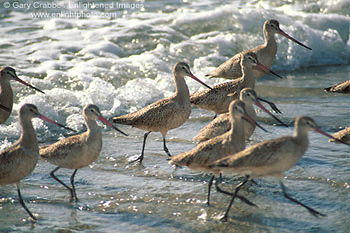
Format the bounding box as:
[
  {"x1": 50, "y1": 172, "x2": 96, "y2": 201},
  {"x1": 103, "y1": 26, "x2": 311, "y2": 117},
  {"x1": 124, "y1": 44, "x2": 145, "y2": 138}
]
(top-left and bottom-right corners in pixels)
[
  {"x1": 209, "y1": 116, "x2": 349, "y2": 221},
  {"x1": 206, "y1": 19, "x2": 312, "y2": 80},
  {"x1": 193, "y1": 88, "x2": 288, "y2": 143},
  {"x1": 40, "y1": 104, "x2": 127, "y2": 200},
  {"x1": 113, "y1": 62, "x2": 212, "y2": 163},
  {"x1": 170, "y1": 100, "x2": 266, "y2": 205},
  {"x1": 0, "y1": 104, "x2": 73, "y2": 220},
  {"x1": 191, "y1": 52, "x2": 282, "y2": 116}
]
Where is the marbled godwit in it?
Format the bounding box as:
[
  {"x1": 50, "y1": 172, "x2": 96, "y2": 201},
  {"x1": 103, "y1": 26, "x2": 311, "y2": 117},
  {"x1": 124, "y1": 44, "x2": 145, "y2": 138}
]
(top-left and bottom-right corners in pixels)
[
  {"x1": 193, "y1": 88, "x2": 288, "y2": 143},
  {"x1": 0, "y1": 67, "x2": 44, "y2": 124},
  {"x1": 169, "y1": 100, "x2": 266, "y2": 205},
  {"x1": 191, "y1": 52, "x2": 282, "y2": 115},
  {"x1": 324, "y1": 80, "x2": 350, "y2": 94},
  {"x1": 40, "y1": 104, "x2": 127, "y2": 200},
  {"x1": 112, "y1": 62, "x2": 212, "y2": 163},
  {"x1": 329, "y1": 127, "x2": 350, "y2": 145},
  {"x1": 209, "y1": 116, "x2": 349, "y2": 221},
  {"x1": 206, "y1": 19, "x2": 312, "y2": 80},
  {"x1": 0, "y1": 104, "x2": 72, "y2": 220}
]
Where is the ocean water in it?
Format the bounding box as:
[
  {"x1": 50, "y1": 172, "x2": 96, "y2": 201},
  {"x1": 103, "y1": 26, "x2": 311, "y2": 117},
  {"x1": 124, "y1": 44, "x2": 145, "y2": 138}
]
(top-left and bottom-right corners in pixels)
[{"x1": 0, "y1": 0, "x2": 350, "y2": 232}]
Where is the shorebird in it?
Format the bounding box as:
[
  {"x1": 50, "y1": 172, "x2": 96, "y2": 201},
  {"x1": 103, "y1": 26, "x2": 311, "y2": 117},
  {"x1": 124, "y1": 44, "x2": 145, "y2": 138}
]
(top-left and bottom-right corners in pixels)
[
  {"x1": 190, "y1": 52, "x2": 282, "y2": 115},
  {"x1": 0, "y1": 104, "x2": 73, "y2": 220},
  {"x1": 0, "y1": 67, "x2": 44, "y2": 124},
  {"x1": 324, "y1": 80, "x2": 350, "y2": 94},
  {"x1": 206, "y1": 19, "x2": 312, "y2": 80},
  {"x1": 169, "y1": 100, "x2": 266, "y2": 205},
  {"x1": 40, "y1": 104, "x2": 127, "y2": 200},
  {"x1": 112, "y1": 62, "x2": 212, "y2": 163},
  {"x1": 329, "y1": 127, "x2": 350, "y2": 145},
  {"x1": 209, "y1": 116, "x2": 349, "y2": 221},
  {"x1": 193, "y1": 88, "x2": 288, "y2": 143}
]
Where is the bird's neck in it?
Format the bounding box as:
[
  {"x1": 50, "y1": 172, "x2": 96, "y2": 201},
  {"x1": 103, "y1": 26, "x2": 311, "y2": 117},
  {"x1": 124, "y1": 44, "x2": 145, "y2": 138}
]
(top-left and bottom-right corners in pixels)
[
  {"x1": 174, "y1": 75, "x2": 190, "y2": 103},
  {"x1": 243, "y1": 102, "x2": 256, "y2": 119},
  {"x1": 85, "y1": 118, "x2": 102, "y2": 140},
  {"x1": 18, "y1": 117, "x2": 38, "y2": 149},
  {"x1": 0, "y1": 81, "x2": 14, "y2": 109},
  {"x1": 293, "y1": 126, "x2": 310, "y2": 150},
  {"x1": 229, "y1": 115, "x2": 245, "y2": 147},
  {"x1": 263, "y1": 31, "x2": 278, "y2": 53},
  {"x1": 240, "y1": 66, "x2": 256, "y2": 89}
]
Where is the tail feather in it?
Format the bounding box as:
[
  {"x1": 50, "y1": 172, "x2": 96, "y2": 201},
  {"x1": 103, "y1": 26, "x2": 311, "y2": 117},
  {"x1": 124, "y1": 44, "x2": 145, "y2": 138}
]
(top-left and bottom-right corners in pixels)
[{"x1": 112, "y1": 116, "x2": 135, "y2": 125}]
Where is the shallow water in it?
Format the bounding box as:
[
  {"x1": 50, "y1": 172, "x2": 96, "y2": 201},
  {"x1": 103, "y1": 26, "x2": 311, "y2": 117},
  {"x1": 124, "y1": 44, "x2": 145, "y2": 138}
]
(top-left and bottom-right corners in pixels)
[{"x1": 1, "y1": 0, "x2": 350, "y2": 232}]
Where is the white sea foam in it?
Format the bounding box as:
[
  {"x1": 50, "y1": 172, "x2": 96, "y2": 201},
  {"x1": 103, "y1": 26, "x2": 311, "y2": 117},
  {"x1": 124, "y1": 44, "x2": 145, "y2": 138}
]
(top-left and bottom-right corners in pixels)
[{"x1": 1, "y1": 0, "x2": 349, "y2": 140}]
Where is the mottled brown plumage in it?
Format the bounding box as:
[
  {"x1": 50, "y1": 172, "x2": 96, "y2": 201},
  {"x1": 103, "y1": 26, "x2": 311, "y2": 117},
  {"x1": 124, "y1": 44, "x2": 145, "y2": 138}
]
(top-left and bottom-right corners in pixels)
[
  {"x1": 191, "y1": 52, "x2": 281, "y2": 115},
  {"x1": 193, "y1": 88, "x2": 287, "y2": 142},
  {"x1": 324, "y1": 80, "x2": 350, "y2": 94},
  {"x1": 40, "y1": 104, "x2": 126, "y2": 200},
  {"x1": 0, "y1": 67, "x2": 44, "y2": 124},
  {"x1": 113, "y1": 97, "x2": 190, "y2": 136},
  {"x1": 112, "y1": 62, "x2": 212, "y2": 163},
  {"x1": 0, "y1": 104, "x2": 69, "y2": 220},
  {"x1": 211, "y1": 116, "x2": 330, "y2": 177},
  {"x1": 170, "y1": 100, "x2": 262, "y2": 206},
  {"x1": 206, "y1": 19, "x2": 311, "y2": 80},
  {"x1": 170, "y1": 100, "x2": 255, "y2": 172},
  {"x1": 193, "y1": 89, "x2": 255, "y2": 142},
  {"x1": 209, "y1": 116, "x2": 344, "y2": 220}
]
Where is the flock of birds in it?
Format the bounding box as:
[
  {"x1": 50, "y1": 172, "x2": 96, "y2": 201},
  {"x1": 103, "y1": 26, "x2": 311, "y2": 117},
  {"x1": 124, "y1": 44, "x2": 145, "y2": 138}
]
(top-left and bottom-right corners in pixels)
[{"x1": 1, "y1": 19, "x2": 349, "y2": 222}]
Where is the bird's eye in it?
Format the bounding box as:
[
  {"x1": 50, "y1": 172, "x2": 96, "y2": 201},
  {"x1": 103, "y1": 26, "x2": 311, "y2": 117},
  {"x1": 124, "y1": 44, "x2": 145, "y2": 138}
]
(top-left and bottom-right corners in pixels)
[{"x1": 306, "y1": 121, "x2": 313, "y2": 127}]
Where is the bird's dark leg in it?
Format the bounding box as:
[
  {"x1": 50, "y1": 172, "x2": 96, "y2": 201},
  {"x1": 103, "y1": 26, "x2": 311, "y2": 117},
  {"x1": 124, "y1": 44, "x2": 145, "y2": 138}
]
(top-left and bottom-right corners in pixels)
[
  {"x1": 70, "y1": 169, "x2": 78, "y2": 201},
  {"x1": 50, "y1": 167, "x2": 75, "y2": 200},
  {"x1": 132, "y1": 131, "x2": 152, "y2": 163},
  {"x1": 280, "y1": 181, "x2": 326, "y2": 217},
  {"x1": 16, "y1": 183, "x2": 37, "y2": 221},
  {"x1": 163, "y1": 136, "x2": 171, "y2": 157},
  {"x1": 215, "y1": 176, "x2": 255, "y2": 221},
  {"x1": 207, "y1": 175, "x2": 215, "y2": 206}
]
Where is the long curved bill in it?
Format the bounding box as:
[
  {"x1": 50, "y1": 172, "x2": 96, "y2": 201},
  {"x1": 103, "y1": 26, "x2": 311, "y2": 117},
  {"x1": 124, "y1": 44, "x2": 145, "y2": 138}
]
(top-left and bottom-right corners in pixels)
[
  {"x1": 278, "y1": 29, "x2": 312, "y2": 50},
  {"x1": 255, "y1": 62, "x2": 283, "y2": 79},
  {"x1": 254, "y1": 100, "x2": 288, "y2": 127},
  {"x1": 314, "y1": 128, "x2": 350, "y2": 146},
  {"x1": 242, "y1": 113, "x2": 268, "y2": 133},
  {"x1": 188, "y1": 73, "x2": 213, "y2": 90},
  {"x1": 98, "y1": 116, "x2": 128, "y2": 136},
  {"x1": 38, "y1": 115, "x2": 76, "y2": 132},
  {"x1": 11, "y1": 73, "x2": 45, "y2": 94}
]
